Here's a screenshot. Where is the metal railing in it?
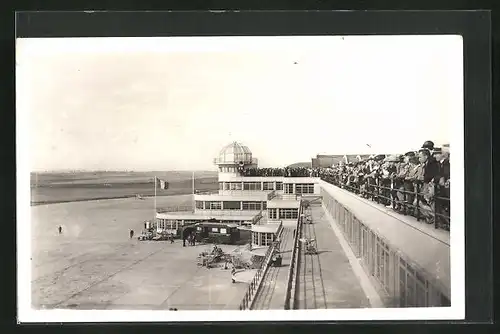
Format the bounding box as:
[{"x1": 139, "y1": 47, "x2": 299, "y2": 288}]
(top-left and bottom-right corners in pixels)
[
  {"x1": 239, "y1": 224, "x2": 284, "y2": 310},
  {"x1": 156, "y1": 205, "x2": 193, "y2": 213},
  {"x1": 193, "y1": 209, "x2": 260, "y2": 216},
  {"x1": 240, "y1": 167, "x2": 319, "y2": 177},
  {"x1": 284, "y1": 200, "x2": 304, "y2": 310},
  {"x1": 214, "y1": 157, "x2": 259, "y2": 165},
  {"x1": 320, "y1": 175, "x2": 450, "y2": 231},
  {"x1": 195, "y1": 190, "x2": 271, "y2": 196},
  {"x1": 280, "y1": 194, "x2": 301, "y2": 201}
]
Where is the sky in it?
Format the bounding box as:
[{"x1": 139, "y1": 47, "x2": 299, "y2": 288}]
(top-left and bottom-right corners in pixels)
[{"x1": 16, "y1": 36, "x2": 462, "y2": 172}]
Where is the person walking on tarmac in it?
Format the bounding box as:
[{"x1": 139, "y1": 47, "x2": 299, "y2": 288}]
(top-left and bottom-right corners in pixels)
[
  {"x1": 58, "y1": 226, "x2": 62, "y2": 234},
  {"x1": 129, "y1": 229, "x2": 134, "y2": 239}
]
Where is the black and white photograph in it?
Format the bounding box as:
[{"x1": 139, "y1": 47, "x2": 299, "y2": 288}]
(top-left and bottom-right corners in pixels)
[{"x1": 17, "y1": 34, "x2": 465, "y2": 322}]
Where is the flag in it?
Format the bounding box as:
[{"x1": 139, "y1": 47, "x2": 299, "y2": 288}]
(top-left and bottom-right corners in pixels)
[{"x1": 155, "y1": 177, "x2": 169, "y2": 190}]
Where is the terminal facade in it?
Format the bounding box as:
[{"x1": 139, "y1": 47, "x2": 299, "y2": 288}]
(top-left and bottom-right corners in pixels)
[
  {"x1": 156, "y1": 142, "x2": 320, "y2": 249},
  {"x1": 155, "y1": 142, "x2": 450, "y2": 308}
]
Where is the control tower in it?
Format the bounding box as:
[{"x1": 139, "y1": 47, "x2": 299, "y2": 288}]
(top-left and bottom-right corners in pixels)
[{"x1": 213, "y1": 141, "x2": 258, "y2": 178}]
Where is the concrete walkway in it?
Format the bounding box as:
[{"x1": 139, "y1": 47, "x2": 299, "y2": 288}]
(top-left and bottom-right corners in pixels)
[
  {"x1": 251, "y1": 225, "x2": 295, "y2": 310},
  {"x1": 297, "y1": 204, "x2": 371, "y2": 309}
]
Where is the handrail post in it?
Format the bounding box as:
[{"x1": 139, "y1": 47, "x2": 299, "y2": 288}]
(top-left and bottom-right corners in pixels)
[
  {"x1": 415, "y1": 182, "x2": 421, "y2": 221},
  {"x1": 433, "y1": 183, "x2": 439, "y2": 229}
]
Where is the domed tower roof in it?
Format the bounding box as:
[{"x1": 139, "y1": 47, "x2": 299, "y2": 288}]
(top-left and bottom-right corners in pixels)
[{"x1": 218, "y1": 141, "x2": 253, "y2": 164}]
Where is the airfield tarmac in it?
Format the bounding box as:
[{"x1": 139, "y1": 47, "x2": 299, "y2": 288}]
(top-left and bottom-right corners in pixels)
[{"x1": 31, "y1": 195, "x2": 248, "y2": 310}]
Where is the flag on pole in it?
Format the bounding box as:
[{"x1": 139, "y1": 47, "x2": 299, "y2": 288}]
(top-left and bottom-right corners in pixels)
[{"x1": 155, "y1": 177, "x2": 169, "y2": 190}]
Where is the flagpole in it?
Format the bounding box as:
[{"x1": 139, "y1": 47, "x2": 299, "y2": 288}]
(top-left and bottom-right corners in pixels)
[
  {"x1": 192, "y1": 171, "x2": 195, "y2": 210},
  {"x1": 154, "y1": 176, "x2": 157, "y2": 220}
]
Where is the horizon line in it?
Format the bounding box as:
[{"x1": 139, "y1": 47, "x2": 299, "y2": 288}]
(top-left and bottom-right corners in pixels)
[{"x1": 30, "y1": 169, "x2": 219, "y2": 173}]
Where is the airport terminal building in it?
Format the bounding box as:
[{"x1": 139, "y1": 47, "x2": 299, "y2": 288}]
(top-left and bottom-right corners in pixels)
[
  {"x1": 156, "y1": 141, "x2": 321, "y2": 249},
  {"x1": 155, "y1": 142, "x2": 450, "y2": 308}
]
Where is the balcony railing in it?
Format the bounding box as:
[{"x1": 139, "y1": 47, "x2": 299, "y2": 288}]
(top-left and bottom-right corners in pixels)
[
  {"x1": 195, "y1": 190, "x2": 271, "y2": 196},
  {"x1": 284, "y1": 200, "x2": 304, "y2": 309},
  {"x1": 193, "y1": 209, "x2": 260, "y2": 217},
  {"x1": 320, "y1": 175, "x2": 450, "y2": 231},
  {"x1": 213, "y1": 157, "x2": 259, "y2": 165},
  {"x1": 157, "y1": 205, "x2": 193, "y2": 213},
  {"x1": 239, "y1": 224, "x2": 284, "y2": 310}
]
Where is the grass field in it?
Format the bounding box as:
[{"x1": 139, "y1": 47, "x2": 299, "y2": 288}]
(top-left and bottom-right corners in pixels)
[
  {"x1": 31, "y1": 195, "x2": 249, "y2": 310},
  {"x1": 31, "y1": 171, "x2": 219, "y2": 205},
  {"x1": 29, "y1": 171, "x2": 252, "y2": 310}
]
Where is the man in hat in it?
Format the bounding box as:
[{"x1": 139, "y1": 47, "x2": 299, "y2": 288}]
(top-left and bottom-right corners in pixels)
[
  {"x1": 379, "y1": 160, "x2": 394, "y2": 207},
  {"x1": 434, "y1": 149, "x2": 451, "y2": 226},
  {"x1": 394, "y1": 154, "x2": 411, "y2": 212},
  {"x1": 422, "y1": 140, "x2": 435, "y2": 151},
  {"x1": 366, "y1": 160, "x2": 379, "y2": 201},
  {"x1": 416, "y1": 149, "x2": 440, "y2": 223},
  {"x1": 404, "y1": 153, "x2": 421, "y2": 215}
]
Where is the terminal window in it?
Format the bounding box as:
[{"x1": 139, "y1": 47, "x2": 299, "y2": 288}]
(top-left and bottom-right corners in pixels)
[
  {"x1": 295, "y1": 184, "x2": 314, "y2": 194},
  {"x1": 195, "y1": 201, "x2": 204, "y2": 209},
  {"x1": 243, "y1": 182, "x2": 261, "y2": 191},
  {"x1": 279, "y1": 208, "x2": 298, "y2": 219},
  {"x1": 205, "y1": 201, "x2": 222, "y2": 210},
  {"x1": 252, "y1": 232, "x2": 258, "y2": 244},
  {"x1": 275, "y1": 182, "x2": 283, "y2": 190},
  {"x1": 263, "y1": 233, "x2": 274, "y2": 246},
  {"x1": 268, "y1": 208, "x2": 277, "y2": 219},
  {"x1": 221, "y1": 167, "x2": 236, "y2": 173},
  {"x1": 242, "y1": 201, "x2": 261, "y2": 210},
  {"x1": 263, "y1": 182, "x2": 274, "y2": 190},
  {"x1": 228, "y1": 182, "x2": 243, "y2": 190},
  {"x1": 284, "y1": 184, "x2": 294, "y2": 194},
  {"x1": 223, "y1": 201, "x2": 241, "y2": 210}
]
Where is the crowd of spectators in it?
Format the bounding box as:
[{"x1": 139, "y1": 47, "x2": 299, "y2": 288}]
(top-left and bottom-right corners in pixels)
[
  {"x1": 241, "y1": 166, "x2": 319, "y2": 177},
  {"x1": 318, "y1": 140, "x2": 450, "y2": 229},
  {"x1": 238, "y1": 140, "x2": 450, "y2": 230}
]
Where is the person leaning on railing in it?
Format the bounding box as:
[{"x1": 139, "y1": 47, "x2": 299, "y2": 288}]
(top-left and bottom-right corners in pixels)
[
  {"x1": 415, "y1": 148, "x2": 440, "y2": 224},
  {"x1": 404, "y1": 154, "x2": 421, "y2": 216},
  {"x1": 393, "y1": 155, "x2": 408, "y2": 212},
  {"x1": 379, "y1": 162, "x2": 392, "y2": 207},
  {"x1": 395, "y1": 152, "x2": 413, "y2": 213},
  {"x1": 366, "y1": 161, "x2": 379, "y2": 201},
  {"x1": 434, "y1": 149, "x2": 451, "y2": 227}
]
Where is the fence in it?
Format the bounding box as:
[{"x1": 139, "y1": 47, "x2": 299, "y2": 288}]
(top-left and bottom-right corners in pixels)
[
  {"x1": 240, "y1": 167, "x2": 317, "y2": 177},
  {"x1": 193, "y1": 209, "x2": 260, "y2": 217},
  {"x1": 284, "y1": 200, "x2": 304, "y2": 310},
  {"x1": 196, "y1": 190, "x2": 271, "y2": 196},
  {"x1": 156, "y1": 205, "x2": 193, "y2": 213},
  {"x1": 320, "y1": 175, "x2": 450, "y2": 231},
  {"x1": 239, "y1": 224, "x2": 284, "y2": 310}
]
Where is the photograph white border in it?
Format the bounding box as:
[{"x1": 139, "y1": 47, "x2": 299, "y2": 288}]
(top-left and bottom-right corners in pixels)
[{"x1": 17, "y1": 35, "x2": 465, "y2": 322}]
